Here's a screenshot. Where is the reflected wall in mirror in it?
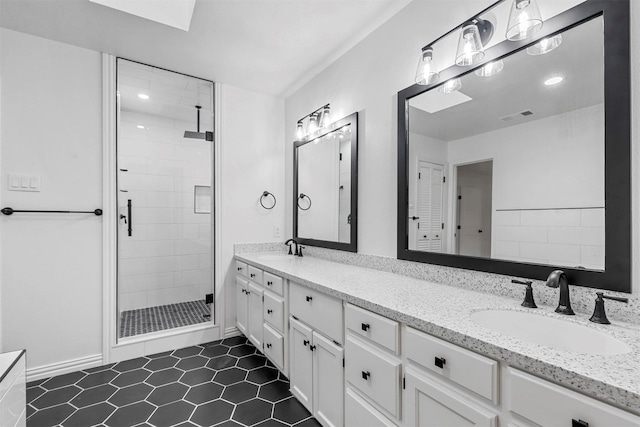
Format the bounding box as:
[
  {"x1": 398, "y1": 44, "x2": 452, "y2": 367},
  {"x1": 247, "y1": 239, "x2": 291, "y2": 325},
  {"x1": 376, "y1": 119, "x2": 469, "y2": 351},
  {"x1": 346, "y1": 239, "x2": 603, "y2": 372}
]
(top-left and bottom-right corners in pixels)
[
  {"x1": 408, "y1": 17, "x2": 604, "y2": 270},
  {"x1": 398, "y1": 0, "x2": 630, "y2": 292},
  {"x1": 294, "y1": 112, "x2": 358, "y2": 252}
]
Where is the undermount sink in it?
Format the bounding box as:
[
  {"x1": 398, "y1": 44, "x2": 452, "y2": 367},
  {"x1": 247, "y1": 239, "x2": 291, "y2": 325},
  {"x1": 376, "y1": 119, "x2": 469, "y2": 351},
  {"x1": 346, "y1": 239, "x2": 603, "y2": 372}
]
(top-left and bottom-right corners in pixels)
[
  {"x1": 256, "y1": 253, "x2": 294, "y2": 261},
  {"x1": 470, "y1": 309, "x2": 631, "y2": 355}
]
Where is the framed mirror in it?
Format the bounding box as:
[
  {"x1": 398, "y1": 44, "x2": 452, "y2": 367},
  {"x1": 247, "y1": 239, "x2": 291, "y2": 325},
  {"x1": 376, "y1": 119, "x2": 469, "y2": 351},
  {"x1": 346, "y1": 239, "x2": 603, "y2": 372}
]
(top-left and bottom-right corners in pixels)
[
  {"x1": 294, "y1": 112, "x2": 358, "y2": 252},
  {"x1": 397, "y1": 0, "x2": 630, "y2": 292}
]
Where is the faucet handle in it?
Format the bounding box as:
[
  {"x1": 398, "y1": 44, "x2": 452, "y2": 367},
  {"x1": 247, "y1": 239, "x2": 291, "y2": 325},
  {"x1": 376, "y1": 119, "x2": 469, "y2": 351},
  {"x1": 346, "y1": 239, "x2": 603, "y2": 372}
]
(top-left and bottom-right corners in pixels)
[
  {"x1": 512, "y1": 279, "x2": 537, "y2": 308},
  {"x1": 589, "y1": 292, "x2": 629, "y2": 324},
  {"x1": 298, "y1": 246, "x2": 305, "y2": 257}
]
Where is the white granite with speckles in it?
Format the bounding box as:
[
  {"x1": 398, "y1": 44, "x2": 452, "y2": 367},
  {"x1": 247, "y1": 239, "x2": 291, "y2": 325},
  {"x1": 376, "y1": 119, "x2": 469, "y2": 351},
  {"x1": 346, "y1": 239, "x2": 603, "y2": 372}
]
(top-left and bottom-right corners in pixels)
[{"x1": 236, "y1": 250, "x2": 640, "y2": 415}]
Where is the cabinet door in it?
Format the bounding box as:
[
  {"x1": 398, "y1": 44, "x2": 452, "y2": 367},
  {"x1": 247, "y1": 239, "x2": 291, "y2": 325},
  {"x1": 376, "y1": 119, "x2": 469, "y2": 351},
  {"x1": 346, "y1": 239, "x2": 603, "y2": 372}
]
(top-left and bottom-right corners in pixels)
[
  {"x1": 247, "y1": 282, "x2": 264, "y2": 349},
  {"x1": 290, "y1": 317, "x2": 314, "y2": 412},
  {"x1": 236, "y1": 278, "x2": 248, "y2": 335},
  {"x1": 313, "y1": 331, "x2": 344, "y2": 427},
  {"x1": 404, "y1": 367, "x2": 498, "y2": 427}
]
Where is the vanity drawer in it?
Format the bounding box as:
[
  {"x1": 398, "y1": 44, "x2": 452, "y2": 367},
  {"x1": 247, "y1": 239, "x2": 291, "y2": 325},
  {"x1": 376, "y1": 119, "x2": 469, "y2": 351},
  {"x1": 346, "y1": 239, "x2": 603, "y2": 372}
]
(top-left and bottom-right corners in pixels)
[
  {"x1": 507, "y1": 368, "x2": 640, "y2": 427},
  {"x1": 263, "y1": 292, "x2": 285, "y2": 333},
  {"x1": 263, "y1": 272, "x2": 284, "y2": 296},
  {"x1": 345, "y1": 334, "x2": 401, "y2": 418},
  {"x1": 263, "y1": 324, "x2": 284, "y2": 372},
  {"x1": 345, "y1": 387, "x2": 397, "y2": 427},
  {"x1": 404, "y1": 327, "x2": 498, "y2": 404},
  {"x1": 247, "y1": 265, "x2": 263, "y2": 284},
  {"x1": 235, "y1": 261, "x2": 248, "y2": 278},
  {"x1": 290, "y1": 282, "x2": 343, "y2": 344},
  {"x1": 346, "y1": 304, "x2": 399, "y2": 354}
]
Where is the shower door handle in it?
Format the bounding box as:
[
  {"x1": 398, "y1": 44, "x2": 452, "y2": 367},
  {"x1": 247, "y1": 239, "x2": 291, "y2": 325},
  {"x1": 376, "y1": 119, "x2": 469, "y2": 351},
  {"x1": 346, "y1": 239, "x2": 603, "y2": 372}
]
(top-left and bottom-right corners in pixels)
[{"x1": 127, "y1": 199, "x2": 132, "y2": 236}]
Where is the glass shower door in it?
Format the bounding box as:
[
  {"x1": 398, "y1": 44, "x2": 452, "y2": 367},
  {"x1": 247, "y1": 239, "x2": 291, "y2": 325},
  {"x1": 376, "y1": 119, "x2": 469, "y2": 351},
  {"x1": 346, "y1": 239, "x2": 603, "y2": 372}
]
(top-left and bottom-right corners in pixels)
[{"x1": 116, "y1": 59, "x2": 214, "y2": 339}]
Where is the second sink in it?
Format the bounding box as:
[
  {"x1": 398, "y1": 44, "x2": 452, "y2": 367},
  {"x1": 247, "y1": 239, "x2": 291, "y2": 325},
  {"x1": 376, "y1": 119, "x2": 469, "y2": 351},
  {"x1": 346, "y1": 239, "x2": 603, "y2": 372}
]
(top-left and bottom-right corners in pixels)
[{"x1": 470, "y1": 309, "x2": 631, "y2": 355}]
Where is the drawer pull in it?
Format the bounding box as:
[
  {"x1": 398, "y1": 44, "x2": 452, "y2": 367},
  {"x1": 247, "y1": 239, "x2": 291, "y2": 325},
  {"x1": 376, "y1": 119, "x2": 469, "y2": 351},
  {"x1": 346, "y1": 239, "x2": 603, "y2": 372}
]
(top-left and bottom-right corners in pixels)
[
  {"x1": 434, "y1": 357, "x2": 446, "y2": 369},
  {"x1": 241, "y1": 289, "x2": 246, "y2": 294},
  {"x1": 266, "y1": 343, "x2": 272, "y2": 349},
  {"x1": 361, "y1": 323, "x2": 370, "y2": 331},
  {"x1": 246, "y1": 291, "x2": 251, "y2": 295},
  {"x1": 303, "y1": 340, "x2": 310, "y2": 347},
  {"x1": 306, "y1": 296, "x2": 313, "y2": 302},
  {"x1": 250, "y1": 273, "x2": 256, "y2": 278},
  {"x1": 309, "y1": 345, "x2": 316, "y2": 352},
  {"x1": 267, "y1": 309, "x2": 273, "y2": 314},
  {"x1": 267, "y1": 281, "x2": 273, "y2": 286},
  {"x1": 237, "y1": 267, "x2": 242, "y2": 271},
  {"x1": 572, "y1": 420, "x2": 589, "y2": 427},
  {"x1": 361, "y1": 371, "x2": 371, "y2": 380}
]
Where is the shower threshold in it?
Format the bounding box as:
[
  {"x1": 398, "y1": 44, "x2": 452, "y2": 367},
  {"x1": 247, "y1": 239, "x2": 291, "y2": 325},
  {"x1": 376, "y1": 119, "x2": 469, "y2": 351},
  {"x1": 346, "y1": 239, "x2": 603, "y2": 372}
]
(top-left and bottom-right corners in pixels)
[{"x1": 119, "y1": 299, "x2": 211, "y2": 338}]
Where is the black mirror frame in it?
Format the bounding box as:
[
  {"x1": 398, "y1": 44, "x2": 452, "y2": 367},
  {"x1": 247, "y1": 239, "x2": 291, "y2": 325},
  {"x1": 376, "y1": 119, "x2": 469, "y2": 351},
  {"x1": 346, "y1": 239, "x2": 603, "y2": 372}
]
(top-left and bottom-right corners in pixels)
[
  {"x1": 294, "y1": 112, "x2": 358, "y2": 252},
  {"x1": 397, "y1": 0, "x2": 631, "y2": 292}
]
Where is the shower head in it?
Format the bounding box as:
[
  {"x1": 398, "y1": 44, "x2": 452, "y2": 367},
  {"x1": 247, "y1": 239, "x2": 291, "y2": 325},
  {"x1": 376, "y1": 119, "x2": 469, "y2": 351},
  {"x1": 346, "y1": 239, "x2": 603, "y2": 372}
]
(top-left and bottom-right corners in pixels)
[{"x1": 184, "y1": 105, "x2": 212, "y2": 140}]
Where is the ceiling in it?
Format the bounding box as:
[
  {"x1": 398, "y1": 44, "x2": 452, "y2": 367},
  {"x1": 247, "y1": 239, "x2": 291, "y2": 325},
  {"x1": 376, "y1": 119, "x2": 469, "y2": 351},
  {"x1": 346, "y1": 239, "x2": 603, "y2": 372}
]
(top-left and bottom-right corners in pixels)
[{"x1": 0, "y1": 0, "x2": 411, "y2": 97}]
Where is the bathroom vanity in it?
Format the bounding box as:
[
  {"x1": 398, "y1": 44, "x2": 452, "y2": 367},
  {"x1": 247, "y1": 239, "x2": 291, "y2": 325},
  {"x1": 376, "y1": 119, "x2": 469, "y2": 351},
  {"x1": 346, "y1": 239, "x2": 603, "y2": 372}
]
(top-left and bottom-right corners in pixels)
[
  {"x1": 0, "y1": 350, "x2": 26, "y2": 427},
  {"x1": 235, "y1": 251, "x2": 640, "y2": 427}
]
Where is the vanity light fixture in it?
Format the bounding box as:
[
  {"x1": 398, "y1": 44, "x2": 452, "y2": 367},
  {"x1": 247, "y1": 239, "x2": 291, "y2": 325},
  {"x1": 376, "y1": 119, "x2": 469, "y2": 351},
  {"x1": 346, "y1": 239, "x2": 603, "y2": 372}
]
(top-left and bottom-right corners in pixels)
[
  {"x1": 294, "y1": 103, "x2": 331, "y2": 140},
  {"x1": 506, "y1": 0, "x2": 543, "y2": 41},
  {"x1": 415, "y1": 46, "x2": 440, "y2": 85},
  {"x1": 137, "y1": 93, "x2": 150, "y2": 100},
  {"x1": 474, "y1": 59, "x2": 504, "y2": 77},
  {"x1": 527, "y1": 33, "x2": 562, "y2": 55},
  {"x1": 439, "y1": 78, "x2": 462, "y2": 94},
  {"x1": 320, "y1": 105, "x2": 331, "y2": 127},
  {"x1": 544, "y1": 76, "x2": 563, "y2": 86},
  {"x1": 455, "y1": 20, "x2": 493, "y2": 66}
]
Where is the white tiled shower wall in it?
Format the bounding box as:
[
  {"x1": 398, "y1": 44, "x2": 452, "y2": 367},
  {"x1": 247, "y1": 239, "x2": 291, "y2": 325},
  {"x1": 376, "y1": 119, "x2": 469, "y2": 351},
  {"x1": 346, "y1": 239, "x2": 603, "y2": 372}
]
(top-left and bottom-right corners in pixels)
[
  {"x1": 117, "y1": 111, "x2": 212, "y2": 311},
  {"x1": 493, "y1": 207, "x2": 604, "y2": 269}
]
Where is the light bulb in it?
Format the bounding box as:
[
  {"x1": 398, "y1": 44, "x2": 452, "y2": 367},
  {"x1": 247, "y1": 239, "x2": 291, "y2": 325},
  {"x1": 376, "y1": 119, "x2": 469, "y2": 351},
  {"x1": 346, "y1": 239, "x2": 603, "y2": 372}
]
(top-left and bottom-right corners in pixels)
[
  {"x1": 527, "y1": 34, "x2": 562, "y2": 55},
  {"x1": 474, "y1": 60, "x2": 504, "y2": 77},
  {"x1": 439, "y1": 78, "x2": 462, "y2": 94},
  {"x1": 320, "y1": 106, "x2": 331, "y2": 128},
  {"x1": 415, "y1": 47, "x2": 440, "y2": 85},
  {"x1": 307, "y1": 114, "x2": 318, "y2": 134},
  {"x1": 296, "y1": 121, "x2": 304, "y2": 140},
  {"x1": 455, "y1": 23, "x2": 485, "y2": 66}
]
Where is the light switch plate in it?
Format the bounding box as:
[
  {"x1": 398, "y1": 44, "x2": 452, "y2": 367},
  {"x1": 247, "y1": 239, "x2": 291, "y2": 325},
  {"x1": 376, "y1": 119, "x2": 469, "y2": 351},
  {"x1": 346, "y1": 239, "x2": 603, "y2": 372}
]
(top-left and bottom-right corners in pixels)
[{"x1": 8, "y1": 174, "x2": 41, "y2": 192}]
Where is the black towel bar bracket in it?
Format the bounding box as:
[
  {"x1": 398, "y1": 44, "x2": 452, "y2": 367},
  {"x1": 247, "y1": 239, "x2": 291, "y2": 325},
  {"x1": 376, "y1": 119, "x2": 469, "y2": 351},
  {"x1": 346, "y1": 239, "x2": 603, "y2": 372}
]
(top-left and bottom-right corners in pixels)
[{"x1": 1, "y1": 207, "x2": 103, "y2": 216}]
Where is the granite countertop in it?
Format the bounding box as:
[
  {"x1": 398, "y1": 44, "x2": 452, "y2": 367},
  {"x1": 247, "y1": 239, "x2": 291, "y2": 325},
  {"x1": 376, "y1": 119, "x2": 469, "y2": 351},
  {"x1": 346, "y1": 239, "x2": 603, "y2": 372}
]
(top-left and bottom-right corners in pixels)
[{"x1": 236, "y1": 252, "x2": 640, "y2": 415}]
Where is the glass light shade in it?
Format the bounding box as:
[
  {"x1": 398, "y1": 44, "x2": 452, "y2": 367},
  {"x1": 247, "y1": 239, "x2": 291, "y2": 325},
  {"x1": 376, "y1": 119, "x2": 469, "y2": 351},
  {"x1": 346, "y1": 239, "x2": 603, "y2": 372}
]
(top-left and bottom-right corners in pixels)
[
  {"x1": 320, "y1": 106, "x2": 331, "y2": 127},
  {"x1": 296, "y1": 121, "x2": 304, "y2": 139},
  {"x1": 456, "y1": 23, "x2": 485, "y2": 66},
  {"x1": 307, "y1": 114, "x2": 318, "y2": 134},
  {"x1": 506, "y1": 0, "x2": 543, "y2": 41},
  {"x1": 439, "y1": 78, "x2": 462, "y2": 94},
  {"x1": 415, "y1": 47, "x2": 440, "y2": 85},
  {"x1": 527, "y1": 34, "x2": 562, "y2": 55},
  {"x1": 474, "y1": 59, "x2": 504, "y2": 77}
]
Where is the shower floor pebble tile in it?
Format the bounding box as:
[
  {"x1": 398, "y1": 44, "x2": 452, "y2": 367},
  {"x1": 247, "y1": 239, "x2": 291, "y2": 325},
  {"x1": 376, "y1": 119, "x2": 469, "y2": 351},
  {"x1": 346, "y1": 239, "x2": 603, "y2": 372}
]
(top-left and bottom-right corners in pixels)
[{"x1": 26, "y1": 337, "x2": 320, "y2": 427}]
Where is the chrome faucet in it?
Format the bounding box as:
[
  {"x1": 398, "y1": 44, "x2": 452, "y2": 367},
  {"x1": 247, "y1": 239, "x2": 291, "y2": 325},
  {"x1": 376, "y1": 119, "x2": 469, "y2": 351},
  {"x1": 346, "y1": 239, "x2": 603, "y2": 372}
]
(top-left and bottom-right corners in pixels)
[
  {"x1": 545, "y1": 270, "x2": 575, "y2": 315},
  {"x1": 285, "y1": 238, "x2": 299, "y2": 256}
]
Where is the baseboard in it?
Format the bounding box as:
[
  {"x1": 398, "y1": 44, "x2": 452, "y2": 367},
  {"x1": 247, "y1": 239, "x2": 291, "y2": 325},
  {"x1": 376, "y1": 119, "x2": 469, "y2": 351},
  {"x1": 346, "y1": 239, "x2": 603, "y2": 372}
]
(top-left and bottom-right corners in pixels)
[
  {"x1": 225, "y1": 326, "x2": 241, "y2": 338},
  {"x1": 27, "y1": 354, "x2": 103, "y2": 382}
]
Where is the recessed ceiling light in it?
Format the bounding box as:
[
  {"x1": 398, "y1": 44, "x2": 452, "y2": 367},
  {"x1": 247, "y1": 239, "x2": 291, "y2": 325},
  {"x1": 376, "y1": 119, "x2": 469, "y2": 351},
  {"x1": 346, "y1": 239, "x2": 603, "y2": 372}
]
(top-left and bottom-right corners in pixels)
[
  {"x1": 544, "y1": 76, "x2": 563, "y2": 86},
  {"x1": 137, "y1": 125, "x2": 145, "y2": 129},
  {"x1": 138, "y1": 93, "x2": 150, "y2": 100}
]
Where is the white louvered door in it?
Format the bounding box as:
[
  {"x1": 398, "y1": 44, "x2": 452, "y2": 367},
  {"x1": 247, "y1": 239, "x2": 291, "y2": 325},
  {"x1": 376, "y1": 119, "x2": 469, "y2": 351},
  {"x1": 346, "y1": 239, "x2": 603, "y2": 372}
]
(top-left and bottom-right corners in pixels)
[{"x1": 416, "y1": 161, "x2": 444, "y2": 252}]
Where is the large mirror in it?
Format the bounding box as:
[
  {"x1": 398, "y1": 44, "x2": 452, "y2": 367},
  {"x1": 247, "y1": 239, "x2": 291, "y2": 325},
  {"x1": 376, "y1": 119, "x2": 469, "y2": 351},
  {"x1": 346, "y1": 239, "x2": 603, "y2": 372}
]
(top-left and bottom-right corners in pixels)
[
  {"x1": 398, "y1": 0, "x2": 630, "y2": 292},
  {"x1": 294, "y1": 112, "x2": 358, "y2": 252}
]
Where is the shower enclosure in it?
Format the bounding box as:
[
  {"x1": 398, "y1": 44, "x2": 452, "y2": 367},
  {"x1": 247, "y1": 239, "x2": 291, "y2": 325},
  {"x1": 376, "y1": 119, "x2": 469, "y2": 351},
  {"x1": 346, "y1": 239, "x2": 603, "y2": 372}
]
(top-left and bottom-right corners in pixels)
[{"x1": 116, "y1": 59, "x2": 214, "y2": 339}]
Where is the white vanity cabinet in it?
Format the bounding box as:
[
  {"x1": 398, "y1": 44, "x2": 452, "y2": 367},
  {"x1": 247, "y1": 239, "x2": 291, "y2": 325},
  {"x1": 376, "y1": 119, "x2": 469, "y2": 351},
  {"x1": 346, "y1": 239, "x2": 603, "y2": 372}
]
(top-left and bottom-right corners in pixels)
[
  {"x1": 0, "y1": 350, "x2": 26, "y2": 427},
  {"x1": 289, "y1": 282, "x2": 344, "y2": 427}
]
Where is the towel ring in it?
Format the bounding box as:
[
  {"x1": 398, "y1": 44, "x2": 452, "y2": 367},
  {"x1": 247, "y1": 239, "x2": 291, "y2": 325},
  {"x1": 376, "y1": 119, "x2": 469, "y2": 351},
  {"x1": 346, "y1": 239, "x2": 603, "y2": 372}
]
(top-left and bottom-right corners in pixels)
[
  {"x1": 297, "y1": 193, "x2": 312, "y2": 211},
  {"x1": 260, "y1": 191, "x2": 277, "y2": 210}
]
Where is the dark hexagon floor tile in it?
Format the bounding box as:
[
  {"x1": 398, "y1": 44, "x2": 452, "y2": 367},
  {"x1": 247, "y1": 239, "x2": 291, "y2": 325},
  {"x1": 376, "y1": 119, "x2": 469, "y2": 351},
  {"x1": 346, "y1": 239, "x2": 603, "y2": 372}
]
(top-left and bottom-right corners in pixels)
[
  {"x1": 147, "y1": 350, "x2": 172, "y2": 359},
  {"x1": 222, "y1": 382, "x2": 259, "y2": 404},
  {"x1": 111, "y1": 368, "x2": 152, "y2": 387},
  {"x1": 233, "y1": 398, "x2": 274, "y2": 426},
  {"x1": 228, "y1": 344, "x2": 256, "y2": 357},
  {"x1": 254, "y1": 419, "x2": 288, "y2": 427},
  {"x1": 145, "y1": 355, "x2": 179, "y2": 371},
  {"x1": 215, "y1": 421, "x2": 242, "y2": 427},
  {"x1": 295, "y1": 417, "x2": 322, "y2": 426},
  {"x1": 77, "y1": 369, "x2": 119, "y2": 388},
  {"x1": 32, "y1": 385, "x2": 82, "y2": 409},
  {"x1": 41, "y1": 371, "x2": 86, "y2": 390},
  {"x1": 200, "y1": 344, "x2": 228, "y2": 358},
  {"x1": 113, "y1": 357, "x2": 149, "y2": 373},
  {"x1": 173, "y1": 346, "x2": 201, "y2": 358},
  {"x1": 184, "y1": 382, "x2": 224, "y2": 405},
  {"x1": 26, "y1": 403, "x2": 75, "y2": 426},
  {"x1": 83, "y1": 363, "x2": 116, "y2": 374},
  {"x1": 247, "y1": 366, "x2": 280, "y2": 385},
  {"x1": 70, "y1": 383, "x2": 118, "y2": 408},
  {"x1": 180, "y1": 367, "x2": 215, "y2": 386},
  {"x1": 190, "y1": 399, "x2": 234, "y2": 427},
  {"x1": 147, "y1": 382, "x2": 189, "y2": 406},
  {"x1": 146, "y1": 367, "x2": 183, "y2": 387},
  {"x1": 27, "y1": 378, "x2": 47, "y2": 387},
  {"x1": 176, "y1": 355, "x2": 208, "y2": 371},
  {"x1": 207, "y1": 355, "x2": 238, "y2": 370},
  {"x1": 259, "y1": 380, "x2": 292, "y2": 403},
  {"x1": 221, "y1": 336, "x2": 248, "y2": 346},
  {"x1": 63, "y1": 402, "x2": 116, "y2": 427},
  {"x1": 237, "y1": 354, "x2": 268, "y2": 370},
  {"x1": 108, "y1": 382, "x2": 154, "y2": 406},
  {"x1": 27, "y1": 385, "x2": 46, "y2": 401},
  {"x1": 273, "y1": 397, "x2": 312, "y2": 425},
  {"x1": 213, "y1": 367, "x2": 247, "y2": 385},
  {"x1": 175, "y1": 422, "x2": 198, "y2": 427},
  {"x1": 148, "y1": 400, "x2": 196, "y2": 427},
  {"x1": 26, "y1": 404, "x2": 36, "y2": 418},
  {"x1": 105, "y1": 401, "x2": 155, "y2": 427}
]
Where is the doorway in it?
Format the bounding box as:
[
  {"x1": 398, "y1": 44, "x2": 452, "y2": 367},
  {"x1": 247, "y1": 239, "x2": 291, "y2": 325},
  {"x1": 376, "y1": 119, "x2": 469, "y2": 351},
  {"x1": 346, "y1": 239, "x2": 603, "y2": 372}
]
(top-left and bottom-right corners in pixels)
[{"x1": 455, "y1": 161, "x2": 493, "y2": 258}]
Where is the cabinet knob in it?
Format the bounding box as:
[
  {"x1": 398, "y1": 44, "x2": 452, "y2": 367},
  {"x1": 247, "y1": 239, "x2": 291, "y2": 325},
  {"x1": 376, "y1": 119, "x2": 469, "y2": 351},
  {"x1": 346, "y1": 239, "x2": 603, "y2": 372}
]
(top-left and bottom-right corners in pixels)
[
  {"x1": 572, "y1": 420, "x2": 589, "y2": 427},
  {"x1": 237, "y1": 267, "x2": 242, "y2": 271},
  {"x1": 250, "y1": 273, "x2": 256, "y2": 278},
  {"x1": 361, "y1": 371, "x2": 371, "y2": 380},
  {"x1": 246, "y1": 291, "x2": 250, "y2": 295},
  {"x1": 267, "y1": 281, "x2": 273, "y2": 286},
  {"x1": 267, "y1": 309, "x2": 273, "y2": 314},
  {"x1": 309, "y1": 345, "x2": 316, "y2": 352},
  {"x1": 303, "y1": 340, "x2": 309, "y2": 347},
  {"x1": 434, "y1": 357, "x2": 446, "y2": 369},
  {"x1": 361, "y1": 323, "x2": 370, "y2": 331},
  {"x1": 306, "y1": 296, "x2": 313, "y2": 302},
  {"x1": 266, "y1": 343, "x2": 272, "y2": 349},
  {"x1": 241, "y1": 289, "x2": 246, "y2": 294}
]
